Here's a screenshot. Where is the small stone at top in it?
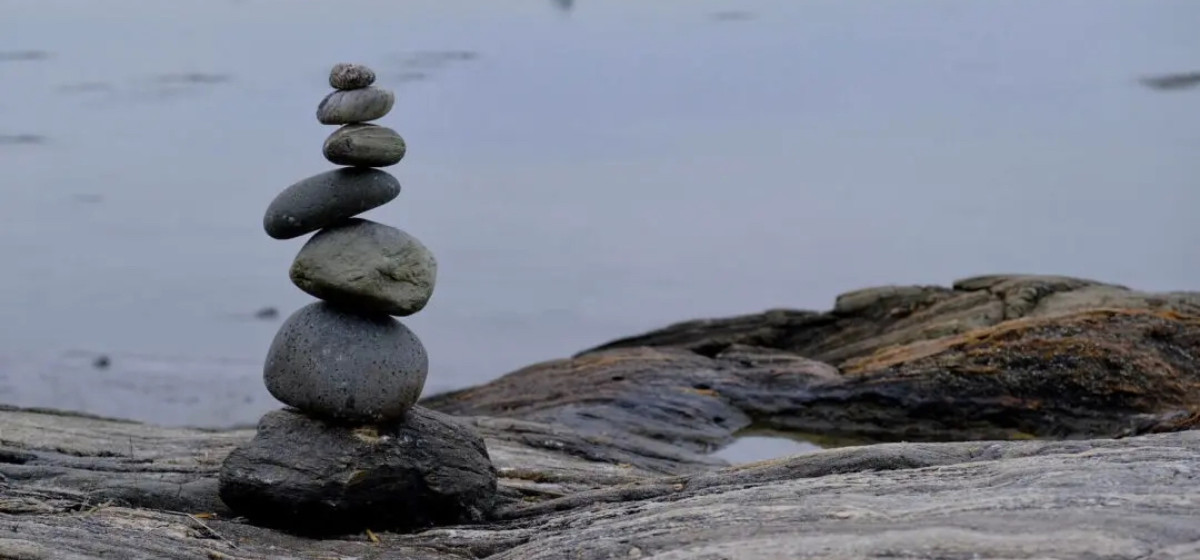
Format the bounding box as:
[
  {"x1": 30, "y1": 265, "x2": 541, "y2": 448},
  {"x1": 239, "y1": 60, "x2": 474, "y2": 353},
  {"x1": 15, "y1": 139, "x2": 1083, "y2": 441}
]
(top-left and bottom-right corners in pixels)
[{"x1": 330, "y1": 63, "x2": 376, "y2": 90}]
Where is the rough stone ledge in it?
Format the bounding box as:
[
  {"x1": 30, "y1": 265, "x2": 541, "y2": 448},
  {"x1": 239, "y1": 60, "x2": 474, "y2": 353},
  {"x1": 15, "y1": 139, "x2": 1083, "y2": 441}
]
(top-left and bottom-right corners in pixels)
[
  {"x1": 1, "y1": 409, "x2": 1197, "y2": 559},
  {"x1": 3, "y1": 274, "x2": 1199, "y2": 558}
]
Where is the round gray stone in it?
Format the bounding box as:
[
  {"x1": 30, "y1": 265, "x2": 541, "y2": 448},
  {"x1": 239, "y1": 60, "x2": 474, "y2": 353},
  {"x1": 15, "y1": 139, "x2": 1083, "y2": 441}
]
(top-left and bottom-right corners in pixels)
[
  {"x1": 323, "y1": 124, "x2": 406, "y2": 168},
  {"x1": 263, "y1": 302, "x2": 428, "y2": 422},
  {"x1": 262, "y1": 168, "x2": 400, "y2": 240},
  {"x1": 290, "y1": 219, "x2": 436, "y2": 316},
  {"x1": 329, "y1": 62, "x2": 375, "y2": 90},
  {"x1": 317, "y1": 87, "x2": 394, "y2": 125}
]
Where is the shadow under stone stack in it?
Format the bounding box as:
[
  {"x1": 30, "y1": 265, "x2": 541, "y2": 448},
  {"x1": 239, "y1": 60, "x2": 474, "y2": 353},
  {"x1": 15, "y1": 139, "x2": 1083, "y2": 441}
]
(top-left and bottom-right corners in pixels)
[{"x1": 218, "y1": 63, "x2": 497, "y2": 536}]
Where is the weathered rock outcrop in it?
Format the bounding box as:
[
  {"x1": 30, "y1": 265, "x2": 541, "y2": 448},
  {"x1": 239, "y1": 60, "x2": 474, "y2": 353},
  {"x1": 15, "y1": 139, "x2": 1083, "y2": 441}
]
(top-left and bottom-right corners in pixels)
[
  {"x1": 584, "y1": 274, "x2": 1200, "y2": 365},
  {"x1": 2, "y1": 405, "x2": 1198, "y2": 559},
  {"x1": 433, "y1": 276, "x2": 1200, "y2": 445},
  {"x1": 2, "y1": 274, "x2": 1198, "y2": 559}
]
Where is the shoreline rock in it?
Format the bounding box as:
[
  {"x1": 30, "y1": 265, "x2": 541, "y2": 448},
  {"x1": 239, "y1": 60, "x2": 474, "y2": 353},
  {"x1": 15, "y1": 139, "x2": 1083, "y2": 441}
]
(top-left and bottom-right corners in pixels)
[{"x1": 2, "y1": 273, "x2": 1199, "y2": 558}]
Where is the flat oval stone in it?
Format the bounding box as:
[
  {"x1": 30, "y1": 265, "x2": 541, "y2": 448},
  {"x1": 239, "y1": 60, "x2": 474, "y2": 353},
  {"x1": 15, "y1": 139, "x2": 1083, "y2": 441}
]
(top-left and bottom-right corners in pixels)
[
  {"x1": 317, "y1": 87, "x2": 394, "y2": 125},
  {"x1": 263, "y1": 302, "x2": 428, "y2": 422},
  {"x1": 323, "y1": 124, "x2": 406, "y2": 167},
  {"x1": 263, "y1": 168, "x2": 400, "y2": 240},
  {"x1": 329, "y1": 63, "x2": 375, "y2": 90},
  {"x1": 290, "y1": 219, "x2": 437, "y2": 316}
]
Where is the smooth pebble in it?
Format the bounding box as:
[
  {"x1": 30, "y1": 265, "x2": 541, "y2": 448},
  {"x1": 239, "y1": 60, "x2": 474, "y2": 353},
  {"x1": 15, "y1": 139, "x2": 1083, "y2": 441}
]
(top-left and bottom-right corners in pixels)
[
  {"x1": 290, "y1": 219, "x2": 437, "y2": 316},
  {"x1": 317, "y1": 87, "x2": 394, "y2": 125},
  {"x1": 323, "y1": 124, "x2": 406, "y2": 167},
  {"x1": 263, "y1": 168, "x2": 400, "y2": 240}
]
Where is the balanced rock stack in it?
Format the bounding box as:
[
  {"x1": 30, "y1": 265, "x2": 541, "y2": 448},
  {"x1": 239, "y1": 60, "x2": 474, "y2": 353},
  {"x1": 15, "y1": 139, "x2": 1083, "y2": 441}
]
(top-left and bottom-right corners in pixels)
[{"x1": 218, "y1": 63, "x2": 497, "y2": 535}]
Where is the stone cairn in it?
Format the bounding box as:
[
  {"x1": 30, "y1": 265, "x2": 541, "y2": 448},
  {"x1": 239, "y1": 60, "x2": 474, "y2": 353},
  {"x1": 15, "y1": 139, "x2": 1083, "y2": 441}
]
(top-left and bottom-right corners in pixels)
[{"x1": 218, "y1": 63, "x2": 497, "y2": 536}]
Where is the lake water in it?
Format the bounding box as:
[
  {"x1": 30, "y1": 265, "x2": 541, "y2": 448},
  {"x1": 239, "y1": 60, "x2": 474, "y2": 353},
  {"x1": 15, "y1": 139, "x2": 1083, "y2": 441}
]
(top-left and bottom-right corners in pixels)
[{"x1": 0, "y1": 1, "x2": 1196, "y2": 459}]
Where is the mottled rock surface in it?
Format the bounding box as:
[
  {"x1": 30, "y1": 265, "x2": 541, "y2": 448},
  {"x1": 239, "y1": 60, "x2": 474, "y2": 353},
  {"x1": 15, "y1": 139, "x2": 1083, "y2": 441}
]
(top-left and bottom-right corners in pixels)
[
  {"x1": 329, "y1": 62, "x2": 376, "y2": 90},
  {"x1": 0, "y1": 406, "x2": 1197, "y2": 559},
  {"x1": 316, "y1": 86, "x2": 395, "y2": 125},
  {"x1": 262, "y1": 167, "x2": 400, "y2": 240},
  {"x1": 323, "y1": 123, "x2": 406, "y2": 167},
  {"x1": 584, "y1": 274, "x2": 1200, "y2": 366},
  {"x1": 290, "y1": 219, "x2": 437, "y2": 316},
  {"x1": 218, "y1": 407, "x2": 496, "y2": 535},
  {"x1": 433, "y1": 275, "x2": 1200, "y2": 445},
  {"x1": 2, "y1": 273, "x2": 1199, "y2": 559},
  {"x1": 263, "y1": 302, "x2": 427, "y2": 422}
]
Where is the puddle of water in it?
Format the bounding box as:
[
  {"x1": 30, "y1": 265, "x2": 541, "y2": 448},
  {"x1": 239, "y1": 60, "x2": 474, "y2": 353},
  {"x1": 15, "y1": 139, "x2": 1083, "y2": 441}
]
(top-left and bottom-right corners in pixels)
[{"x1": 712, "y1": 435, "x2": 822, "y2": 464}]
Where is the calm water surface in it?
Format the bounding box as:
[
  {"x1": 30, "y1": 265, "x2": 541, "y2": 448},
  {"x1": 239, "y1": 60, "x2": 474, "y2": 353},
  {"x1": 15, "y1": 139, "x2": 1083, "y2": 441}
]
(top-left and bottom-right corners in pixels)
[{"x1": 0, "y1": 1, "x2": 1196, "y2": 460}]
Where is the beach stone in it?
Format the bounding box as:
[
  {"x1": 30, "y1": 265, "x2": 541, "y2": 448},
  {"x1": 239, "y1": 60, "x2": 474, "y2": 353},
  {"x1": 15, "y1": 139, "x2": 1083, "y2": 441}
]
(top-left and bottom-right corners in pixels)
[
  {"x1": 262, "y1": 168, "x2": 400, "y2": 240},
  {"x1": 263, "y1": 301, "x2": 428, "y2": 422},
  {"x1": 323, "y1": 124, "x2": 406, "y2": 167},
  {"x1": 218, "y1": 406, "x2": 497, "y2": 535},
  {"x1": 329, "y1": 63, "x2": 375, "y2": 90},
  {"x1": 290, "y1": 219, "x2": 437, "y2": 316},
  {"x1": 316, "y1": 86, "x2": 394, "y2": 125}
]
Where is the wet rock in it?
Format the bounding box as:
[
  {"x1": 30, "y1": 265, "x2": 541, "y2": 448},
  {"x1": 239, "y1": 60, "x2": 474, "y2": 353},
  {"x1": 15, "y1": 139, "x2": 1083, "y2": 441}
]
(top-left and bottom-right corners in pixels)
[
  {"x1": 263, "y1": 302, "x2": 427, "y2": 422},
  {"x1": 423, "y1": 345, "x2": 841, "y2": 455},
  {"x1": 316, "y1": 87, "x2": 394, "y2": 125},
  {"x1": 262, "y1": 167, "x2": 400, "y2": 240},
  {"x1": 435, "y1": 286, "x2": 1200, "y2": 445},
  {"x1": 322, "y1": 123, "x2": 406, "y2": 167},
  {"x1": 290, "y1": 219, "x2": 436, "y2": 317},
  {"x1": 329, "y1": 63, "x2": 376, "y2": 90},
  {"x1": 218, "y1": 406, "x2": 496, "y2": 535}
]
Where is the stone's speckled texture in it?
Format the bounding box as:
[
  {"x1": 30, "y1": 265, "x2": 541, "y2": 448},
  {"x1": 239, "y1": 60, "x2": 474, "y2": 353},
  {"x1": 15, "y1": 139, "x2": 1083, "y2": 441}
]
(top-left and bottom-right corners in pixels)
[
  {"x1": 323, "y1": 124, "x2": 406, "y2": 167},
  {"x1": 290, "y1": 219, "x2": 437, "y2": 316},
  {"x1": 262, "y1": 168, "x2": 400, "y2": 240},
  {"x1": 329, "y1": 63, "x2": 375, "y2": 90},
  {"x1": 316, "y1": 87, "x2": 394, "y2": 125},
  {"x1": 218, "y1": 406, "x2": 497, "y2": 535},
  {"x1": 263, "y1": 302, "x2": 428, "y2": 422}
]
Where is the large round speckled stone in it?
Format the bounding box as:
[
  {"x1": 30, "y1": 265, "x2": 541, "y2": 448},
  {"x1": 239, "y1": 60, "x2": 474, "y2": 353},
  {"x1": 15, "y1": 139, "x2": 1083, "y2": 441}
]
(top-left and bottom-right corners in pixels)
[
  {"x1": 264, "y1": 302, "x2": 428, "y2": 422},
  {"x1": 290, "y1": 219, "x2": 436, "y2": 317},
  {"x1": 317, "y1": 87, "x2": 394, "y2": 125},
  {"x1": 262, "y1": 168, "x2": 400, "y2": 240},
  {"x1": 329, "y1": 63, "x2": 375, "y2": 90},
  {"x1": 323, "y1": 124, "x2": 406, "y2": 167}
]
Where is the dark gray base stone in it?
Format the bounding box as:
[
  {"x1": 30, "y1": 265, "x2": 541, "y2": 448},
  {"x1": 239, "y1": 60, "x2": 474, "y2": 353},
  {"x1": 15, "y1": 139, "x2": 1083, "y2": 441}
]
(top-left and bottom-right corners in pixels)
[{"x1": 218, "y1": 406, "x2": 497, "y2": 536}]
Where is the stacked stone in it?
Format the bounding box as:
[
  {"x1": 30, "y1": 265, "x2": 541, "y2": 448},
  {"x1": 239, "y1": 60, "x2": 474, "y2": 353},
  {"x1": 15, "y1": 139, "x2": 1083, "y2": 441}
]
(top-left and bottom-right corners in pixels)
[{"x1": 218, "y1": 63, "x2": 496, "y2": 536}]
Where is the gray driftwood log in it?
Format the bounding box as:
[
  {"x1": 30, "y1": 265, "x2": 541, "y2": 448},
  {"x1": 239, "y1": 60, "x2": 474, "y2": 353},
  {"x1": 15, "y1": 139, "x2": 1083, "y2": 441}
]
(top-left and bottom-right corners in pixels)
[{"x1": 2, "y1": 274, "x2": 1199, "y2": 559}]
